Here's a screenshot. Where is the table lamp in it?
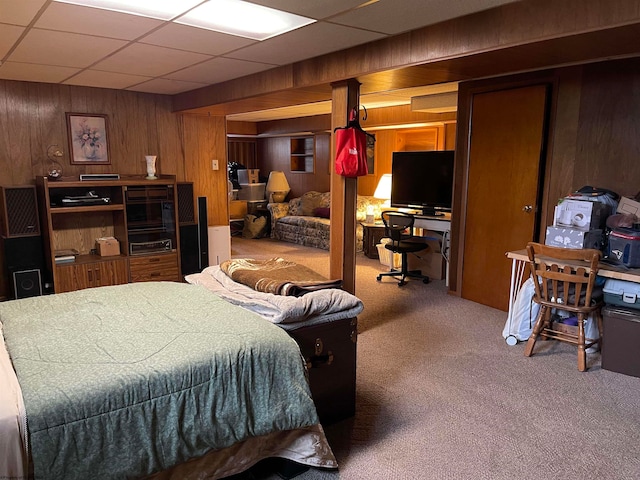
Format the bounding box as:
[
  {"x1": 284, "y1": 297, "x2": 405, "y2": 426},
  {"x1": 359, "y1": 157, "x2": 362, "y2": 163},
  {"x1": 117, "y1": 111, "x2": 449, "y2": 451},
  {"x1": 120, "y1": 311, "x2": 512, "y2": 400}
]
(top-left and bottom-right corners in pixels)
[
  {"x1": 374, "y1": 174, "x2": 392, "y2": 207},
  {"x1": 266, "y1": 171, "x2": 290, "y2": 203}
]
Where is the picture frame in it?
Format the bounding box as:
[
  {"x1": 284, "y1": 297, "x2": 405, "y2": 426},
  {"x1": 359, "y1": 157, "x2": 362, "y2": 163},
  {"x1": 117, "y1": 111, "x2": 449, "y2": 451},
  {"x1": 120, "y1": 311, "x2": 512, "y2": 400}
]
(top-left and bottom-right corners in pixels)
[{"x1": 66, "y1": 113, "x2": 111, "y2": 165}]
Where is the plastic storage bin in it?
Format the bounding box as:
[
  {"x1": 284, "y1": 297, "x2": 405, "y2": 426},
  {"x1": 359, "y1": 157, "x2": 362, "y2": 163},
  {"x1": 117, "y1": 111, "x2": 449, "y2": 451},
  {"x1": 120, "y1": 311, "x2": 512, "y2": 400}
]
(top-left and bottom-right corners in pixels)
[
  {"x1": 602, "y1": 306, "x2": 640, "y2": 377},
  {"x1": 603, "y1": 279, "x2": 640, "y2": 309},
  {"x1": 376, "y1": 243, "x2": 402, "y2": 269},
  {"x1": 608, "y1": 228, "x2": 640, "y2": 267},
  {"x1": 237, "y1": 183, "x2": 265, "y2": 201}
]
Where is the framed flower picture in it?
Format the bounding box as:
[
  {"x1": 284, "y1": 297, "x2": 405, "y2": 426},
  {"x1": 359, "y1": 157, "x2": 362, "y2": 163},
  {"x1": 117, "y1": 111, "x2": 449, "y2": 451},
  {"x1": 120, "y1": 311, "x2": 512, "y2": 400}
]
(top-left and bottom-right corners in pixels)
[{"x1": 66, "y1": 113, "x2": 111, "y2": 165}]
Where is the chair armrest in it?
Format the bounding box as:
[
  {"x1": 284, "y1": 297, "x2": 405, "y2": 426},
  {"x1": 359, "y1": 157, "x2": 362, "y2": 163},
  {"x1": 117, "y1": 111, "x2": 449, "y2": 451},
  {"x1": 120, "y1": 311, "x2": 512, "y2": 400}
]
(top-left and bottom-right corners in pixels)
[{"x1": 267, "y1": 202, "x2": 290, "y2": 234}]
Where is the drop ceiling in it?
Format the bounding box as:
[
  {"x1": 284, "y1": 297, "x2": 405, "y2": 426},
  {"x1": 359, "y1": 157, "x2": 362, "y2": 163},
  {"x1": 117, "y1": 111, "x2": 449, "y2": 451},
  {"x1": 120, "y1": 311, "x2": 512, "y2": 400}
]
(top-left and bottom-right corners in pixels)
[{"x1": 0, "y1": 0, "x2": 520, "y2": 120}]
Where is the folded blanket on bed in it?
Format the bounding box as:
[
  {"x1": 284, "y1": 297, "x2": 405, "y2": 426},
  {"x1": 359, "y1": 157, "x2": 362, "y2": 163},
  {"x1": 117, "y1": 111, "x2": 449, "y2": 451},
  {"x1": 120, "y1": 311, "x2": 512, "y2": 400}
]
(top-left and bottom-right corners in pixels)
[
  {"x1": 220, "y1": 257, "x2": 342, "y2": 296},
  {"x1": 186, "y1": 266, "x2": 363, "y2": 328}
]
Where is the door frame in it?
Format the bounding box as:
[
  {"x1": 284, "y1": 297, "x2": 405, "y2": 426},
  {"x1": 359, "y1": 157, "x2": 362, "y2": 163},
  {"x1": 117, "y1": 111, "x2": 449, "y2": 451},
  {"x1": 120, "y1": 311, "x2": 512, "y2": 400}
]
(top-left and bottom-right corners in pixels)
[{"x1": 448, "y1": 69, "x2": 560, "y2": 297}]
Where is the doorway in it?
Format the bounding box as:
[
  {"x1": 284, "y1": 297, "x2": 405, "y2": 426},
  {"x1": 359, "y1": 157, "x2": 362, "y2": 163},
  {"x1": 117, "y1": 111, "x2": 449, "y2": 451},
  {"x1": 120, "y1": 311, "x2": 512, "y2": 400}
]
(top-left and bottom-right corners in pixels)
[{"x1": 460, "y1": 84, "x2": 549, "y2": 311}]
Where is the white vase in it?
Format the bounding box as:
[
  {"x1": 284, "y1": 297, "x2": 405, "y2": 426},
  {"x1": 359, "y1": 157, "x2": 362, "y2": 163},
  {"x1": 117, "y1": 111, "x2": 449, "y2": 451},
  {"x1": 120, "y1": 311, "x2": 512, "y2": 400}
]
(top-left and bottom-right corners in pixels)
[{"x1": 145, "y1": 155, "x2": 157, "y2": 180}]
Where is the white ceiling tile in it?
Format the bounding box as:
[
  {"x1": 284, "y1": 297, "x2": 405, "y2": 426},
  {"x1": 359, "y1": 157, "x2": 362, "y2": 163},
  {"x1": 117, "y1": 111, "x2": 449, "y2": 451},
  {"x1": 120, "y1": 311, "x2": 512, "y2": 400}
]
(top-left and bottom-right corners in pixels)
[
  {"x1": 127, "y1": 77, "x2": 207, "y2": 95},
  {"x1": 140, "y1": 23, "x2": 256, "y2": 56},
  {"x1": 35, "y1": 2, "x2": 162, "y2": 40},
  {"x1": 93, "y1": 43, "x2": 212, "y2": 77},
  {"x1": 0, "y1": 61, "x2": 79, "y2": 82},
  {"x1": 0, "y1": 0, "x2": 47, "y2": 26},
  {"x1": 63, "y1": 69, "x2": 151, "y2": 89},
  {"x1": 228, "y1": 22, "x2": 385, "y2": 65},
  {"x1": 243, "y1": 0, "x2": 365, "y2": 20},
  {"x1": 0, "y1": 23, "x2": 23, "y2": 58},
  {"x1": 8, "y1": 29, "x2": 127, "y2": 67},
  {"x1": 165, "y1": 57, "x2": 275, "y2": 84},
  {"x1": 331, "y1": 0, "x2": 520, "y2": 35}
]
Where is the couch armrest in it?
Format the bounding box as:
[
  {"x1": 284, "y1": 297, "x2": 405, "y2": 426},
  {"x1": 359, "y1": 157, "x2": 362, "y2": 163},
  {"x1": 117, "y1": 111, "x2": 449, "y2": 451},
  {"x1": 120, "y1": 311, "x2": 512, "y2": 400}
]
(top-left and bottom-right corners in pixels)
[{"x1": 267, "y1": 202, "x2": 290, "y2": 236}]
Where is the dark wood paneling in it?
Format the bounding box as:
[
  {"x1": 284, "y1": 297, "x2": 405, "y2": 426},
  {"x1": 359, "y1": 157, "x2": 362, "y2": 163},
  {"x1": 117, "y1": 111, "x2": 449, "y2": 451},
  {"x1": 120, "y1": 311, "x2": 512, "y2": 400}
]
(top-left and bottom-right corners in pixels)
[{"x1": 174, "y1": 0, "x2": 640, "y2": 114}]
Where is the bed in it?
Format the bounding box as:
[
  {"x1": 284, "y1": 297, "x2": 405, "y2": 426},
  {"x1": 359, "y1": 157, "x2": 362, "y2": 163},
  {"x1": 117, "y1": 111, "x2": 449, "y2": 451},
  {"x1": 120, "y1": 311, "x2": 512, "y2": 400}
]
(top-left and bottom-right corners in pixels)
[{"x1": 0, "y1": 281, "x2": 345, "y2": 480}]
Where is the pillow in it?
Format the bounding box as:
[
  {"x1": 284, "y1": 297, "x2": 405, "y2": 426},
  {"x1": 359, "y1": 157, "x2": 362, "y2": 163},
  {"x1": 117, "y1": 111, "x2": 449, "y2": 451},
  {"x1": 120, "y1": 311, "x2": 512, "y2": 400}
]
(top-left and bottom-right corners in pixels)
[
  {"x1": 313, "y1": 207, "x2": 330, "y2": 218},
  {"x1": 242, "y1": 214, "x2": 268, "y2": 239},
  {"x1": 300, "y1": 192, "x2": 324, "y2": 216}
]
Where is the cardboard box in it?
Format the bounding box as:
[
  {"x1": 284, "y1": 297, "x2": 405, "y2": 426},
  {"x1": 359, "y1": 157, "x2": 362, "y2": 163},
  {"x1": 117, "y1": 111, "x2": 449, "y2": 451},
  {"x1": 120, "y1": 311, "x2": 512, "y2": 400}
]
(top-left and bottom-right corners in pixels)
[
  {"x1": 96, "y1": 236, "x2": 120, "y2": 256},
  {"x1": 406, "y1": 238, "x2": 445, "y2": 280},
  {"x1": 237, "y1": 169, "x2": 260, "y2": 184},
  {"x1": 229, "y1": 200, "x2": 248, "y2": 219},
  {"x1": 554, "y1": 198, "x2": 610, "y2": 231},
  {"x1": 617, "y1": 196, "x2": 640, "y2": 218},
  {"x1": 545, "y1": 226, "x2": 603, "y2": 250}
]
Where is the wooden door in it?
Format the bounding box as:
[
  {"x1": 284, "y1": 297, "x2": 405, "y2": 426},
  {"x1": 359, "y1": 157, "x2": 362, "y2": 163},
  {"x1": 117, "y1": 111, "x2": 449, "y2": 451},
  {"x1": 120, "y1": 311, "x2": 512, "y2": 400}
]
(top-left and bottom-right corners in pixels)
[{"x1": 461, "y1": 85, "x2": 548, "y2": 311}]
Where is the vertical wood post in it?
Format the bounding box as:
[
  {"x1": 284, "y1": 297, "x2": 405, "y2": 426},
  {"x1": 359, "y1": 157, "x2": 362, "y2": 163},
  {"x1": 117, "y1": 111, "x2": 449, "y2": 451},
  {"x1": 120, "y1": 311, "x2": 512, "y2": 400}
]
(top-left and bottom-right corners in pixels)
[{"x1": 329, "y1": 79, "x2": 360, "y2": 294}]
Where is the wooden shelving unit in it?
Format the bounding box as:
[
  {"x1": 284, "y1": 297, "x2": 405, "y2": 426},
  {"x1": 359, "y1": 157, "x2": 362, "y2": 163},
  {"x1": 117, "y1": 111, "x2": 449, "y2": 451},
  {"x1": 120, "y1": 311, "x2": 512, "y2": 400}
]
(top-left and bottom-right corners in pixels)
[
  {"x1": 36, "y1": 175, "x2": 181, "y2": 294},
  {"x1": 290, "y1": 136, "x2": 315, "y2": 173}
]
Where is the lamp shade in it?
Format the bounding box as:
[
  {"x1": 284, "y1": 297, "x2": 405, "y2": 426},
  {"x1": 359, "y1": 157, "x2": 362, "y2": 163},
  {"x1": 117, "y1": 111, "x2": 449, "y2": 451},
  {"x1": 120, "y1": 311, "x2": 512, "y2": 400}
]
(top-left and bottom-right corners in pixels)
[
  {"x1": 374, "y1": 174, "x2": 392, "y2": 200},
  {"x1": 266, "y1": 171, "x2": 290, "y2": 203}
]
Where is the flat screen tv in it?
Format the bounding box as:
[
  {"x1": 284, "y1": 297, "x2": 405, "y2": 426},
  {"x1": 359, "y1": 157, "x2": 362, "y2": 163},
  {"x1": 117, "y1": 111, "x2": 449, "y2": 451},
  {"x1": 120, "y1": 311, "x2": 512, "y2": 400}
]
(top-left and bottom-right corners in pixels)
[{"x1": 390, "y1": 150, "x2": 454, "y2": 216}]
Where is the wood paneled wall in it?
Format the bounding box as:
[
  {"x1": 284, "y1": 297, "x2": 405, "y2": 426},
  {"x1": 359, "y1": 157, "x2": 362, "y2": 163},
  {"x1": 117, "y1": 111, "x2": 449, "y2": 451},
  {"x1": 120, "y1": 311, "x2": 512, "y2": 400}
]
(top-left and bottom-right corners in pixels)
[
  {"x1": 258, "y1": 134, "x2": 331, "y2": 199},
  {"x1": 0, "y1": 80, "x2": 227, "y2": 299},
  {"x1": 449, "y1": 57, "x2": 640, "y2": 295}
]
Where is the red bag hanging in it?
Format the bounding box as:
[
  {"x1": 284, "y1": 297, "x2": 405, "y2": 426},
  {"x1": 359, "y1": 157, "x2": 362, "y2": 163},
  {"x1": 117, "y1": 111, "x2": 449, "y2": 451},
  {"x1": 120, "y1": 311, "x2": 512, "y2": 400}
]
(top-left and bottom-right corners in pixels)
[
  {"x1": 335, "y1": 126, "x2": 368, "y2": 177},
  {"x1": 334, "y1": 107, "x2": 373, "y2": 177}
]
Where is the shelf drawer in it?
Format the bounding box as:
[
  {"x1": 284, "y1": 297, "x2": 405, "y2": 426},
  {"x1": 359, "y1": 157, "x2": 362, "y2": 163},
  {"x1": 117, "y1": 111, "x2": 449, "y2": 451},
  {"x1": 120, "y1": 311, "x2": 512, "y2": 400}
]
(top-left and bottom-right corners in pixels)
[{"x1": 129, "y1": 253, "x2": 180, "y2": 282}]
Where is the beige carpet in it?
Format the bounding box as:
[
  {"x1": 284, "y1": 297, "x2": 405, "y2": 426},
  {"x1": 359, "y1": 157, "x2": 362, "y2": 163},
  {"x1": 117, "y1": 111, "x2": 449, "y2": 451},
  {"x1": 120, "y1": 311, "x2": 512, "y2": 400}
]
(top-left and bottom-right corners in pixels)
[{"x1": 228, "y1": 237, "x2": 640, "y2": 480}]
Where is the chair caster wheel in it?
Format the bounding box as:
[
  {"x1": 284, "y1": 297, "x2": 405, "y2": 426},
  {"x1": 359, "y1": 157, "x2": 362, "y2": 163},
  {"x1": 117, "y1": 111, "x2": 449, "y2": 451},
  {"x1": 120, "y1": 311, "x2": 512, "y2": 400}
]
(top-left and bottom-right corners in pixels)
[
  {"x1": 376, "y1": 275, "x2": 382, "y2": 282},
  {"x1": 398, "y1": 281, "x2": 406, "y2": 287},
  {"x1": 423, "y1": 278, "x2": 429, "y2": 284}
]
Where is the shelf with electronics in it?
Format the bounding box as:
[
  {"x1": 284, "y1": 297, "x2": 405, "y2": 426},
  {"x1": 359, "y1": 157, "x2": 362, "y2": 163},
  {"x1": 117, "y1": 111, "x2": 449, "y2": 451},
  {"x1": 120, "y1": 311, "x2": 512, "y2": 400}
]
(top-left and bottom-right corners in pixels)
[{"x1": 36, "y1": 175, "x2": 182, "y2": 294}]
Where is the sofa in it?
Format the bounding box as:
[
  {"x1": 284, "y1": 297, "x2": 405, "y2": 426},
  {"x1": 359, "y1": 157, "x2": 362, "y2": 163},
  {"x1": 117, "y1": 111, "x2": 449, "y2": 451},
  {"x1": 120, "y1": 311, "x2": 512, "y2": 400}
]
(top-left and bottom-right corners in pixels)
[{"x1": 267, "y1": 191, "x2": 387, "y2": 250}]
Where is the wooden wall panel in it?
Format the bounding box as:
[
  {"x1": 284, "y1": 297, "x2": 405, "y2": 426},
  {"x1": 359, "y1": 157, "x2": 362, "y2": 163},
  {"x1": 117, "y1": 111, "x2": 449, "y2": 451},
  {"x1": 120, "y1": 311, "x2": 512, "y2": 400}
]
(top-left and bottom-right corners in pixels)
[
  {"x1": 181, "y1": 114, "x2": 228, "y2": 226},
  {"x1": 573, "y1": 59, "x2": 640, "y2": 197},
  {"x1": 257, "y1": 134, "x2": 331, "y2": 199},
  {"x1": 0, "y1": 80, "x2": 189, "y2": 184}
]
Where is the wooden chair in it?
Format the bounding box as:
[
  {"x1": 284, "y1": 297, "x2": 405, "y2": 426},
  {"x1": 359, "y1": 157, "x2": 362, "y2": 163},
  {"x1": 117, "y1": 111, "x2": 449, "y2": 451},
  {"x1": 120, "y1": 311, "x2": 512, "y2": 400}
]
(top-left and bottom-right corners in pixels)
[
  {"x1": 524, "y1": 242, "x2": 604, "y2": 372},
  {"x1": 376, "y1": 211, "x2": 430, "y2": 287}
]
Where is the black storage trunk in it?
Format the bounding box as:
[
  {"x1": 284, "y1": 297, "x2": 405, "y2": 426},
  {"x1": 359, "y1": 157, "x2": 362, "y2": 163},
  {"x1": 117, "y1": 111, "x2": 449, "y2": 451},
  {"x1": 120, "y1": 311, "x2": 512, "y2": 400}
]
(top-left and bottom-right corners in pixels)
[
  {"x1": 286, "y1": 317, "x2": 357, "y2": 425},
  {"x1": 602, "y1": 306, "x2": 640, "y2": 378}
]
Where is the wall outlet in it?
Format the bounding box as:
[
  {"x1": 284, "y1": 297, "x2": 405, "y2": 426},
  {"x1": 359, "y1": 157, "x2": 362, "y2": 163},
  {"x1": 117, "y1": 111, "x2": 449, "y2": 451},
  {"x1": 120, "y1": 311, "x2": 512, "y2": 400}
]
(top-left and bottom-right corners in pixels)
[{"x1": 211, "y1": 159, "x2": 219, "y2": 170}]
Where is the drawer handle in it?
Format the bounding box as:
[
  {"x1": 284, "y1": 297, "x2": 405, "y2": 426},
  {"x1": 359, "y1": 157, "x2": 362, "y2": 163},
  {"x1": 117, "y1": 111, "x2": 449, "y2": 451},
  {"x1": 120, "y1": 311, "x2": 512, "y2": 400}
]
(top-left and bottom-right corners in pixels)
[
  {"x1": 149, "y1": 258, "x2": 160, "y2": 263},
  {"x1": 150, "y1": 272, "x2": 161, "y2": 277}
]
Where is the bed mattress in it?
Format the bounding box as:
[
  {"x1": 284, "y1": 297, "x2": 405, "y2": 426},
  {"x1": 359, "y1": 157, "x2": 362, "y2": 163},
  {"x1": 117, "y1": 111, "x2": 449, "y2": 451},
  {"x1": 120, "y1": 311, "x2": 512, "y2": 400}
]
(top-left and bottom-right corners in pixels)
[{"x1": 0, "y1": 282, "x2": 335, "y2": 480}]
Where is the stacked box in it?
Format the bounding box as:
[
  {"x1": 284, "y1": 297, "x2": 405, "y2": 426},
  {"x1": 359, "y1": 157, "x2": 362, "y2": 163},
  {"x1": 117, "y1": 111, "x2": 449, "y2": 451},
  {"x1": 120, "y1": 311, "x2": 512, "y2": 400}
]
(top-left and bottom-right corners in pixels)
[
  {"x1": 603, "y1": 279, "x2": 640, "y2": 309},
  {"x1": 602, "y1": 306, "x2": 640, "y2": 378},
  {"x1": 544, "y1": 226, "x2": 603, "y2": 250},
  {"x1": 555, "y1": 198, "x2": 611, "y2": 231},
  {"x1": 237, "y1": 169, "x2": 260, "y2": 184}
]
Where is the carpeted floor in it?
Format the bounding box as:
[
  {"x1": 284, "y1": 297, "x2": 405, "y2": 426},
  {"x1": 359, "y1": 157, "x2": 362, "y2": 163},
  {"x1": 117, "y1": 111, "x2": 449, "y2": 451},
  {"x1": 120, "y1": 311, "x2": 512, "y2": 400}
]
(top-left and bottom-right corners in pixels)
[{"x1": 228, "y1": 237, "x2": 640, "y2": 480}]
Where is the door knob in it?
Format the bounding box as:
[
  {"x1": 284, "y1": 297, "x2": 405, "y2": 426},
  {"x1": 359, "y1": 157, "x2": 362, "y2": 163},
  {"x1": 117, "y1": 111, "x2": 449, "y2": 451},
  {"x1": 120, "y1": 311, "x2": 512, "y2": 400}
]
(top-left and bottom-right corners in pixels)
[{"x1": 522, "y1": 205, "x2": 533, "y2": 213}]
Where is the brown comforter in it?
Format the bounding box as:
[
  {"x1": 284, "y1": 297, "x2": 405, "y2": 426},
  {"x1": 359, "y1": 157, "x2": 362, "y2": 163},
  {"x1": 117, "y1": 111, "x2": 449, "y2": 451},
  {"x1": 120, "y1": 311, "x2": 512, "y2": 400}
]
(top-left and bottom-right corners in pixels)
[{"x1": 220, "y1": 258, "x2": 342, "y2": 296}]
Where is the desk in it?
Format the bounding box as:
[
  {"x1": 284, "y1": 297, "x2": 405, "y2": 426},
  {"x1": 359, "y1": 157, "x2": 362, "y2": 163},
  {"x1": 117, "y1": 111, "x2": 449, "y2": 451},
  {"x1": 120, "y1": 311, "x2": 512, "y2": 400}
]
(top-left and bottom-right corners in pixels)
[
  {"x1": 414, "y1": 214, "x2": 451, "y2": 285},
  {"x1": 504, "y1": 249, "x2": 640, "y2": 345}
]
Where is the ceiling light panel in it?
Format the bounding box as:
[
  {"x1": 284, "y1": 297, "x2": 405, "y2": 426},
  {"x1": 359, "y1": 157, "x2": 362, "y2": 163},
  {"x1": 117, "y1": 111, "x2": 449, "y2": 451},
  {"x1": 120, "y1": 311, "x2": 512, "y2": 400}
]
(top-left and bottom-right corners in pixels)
[
  {"x1": 176, "y1": 0, "x2": 315, "y2": 41},
  {"x1": 53, "y1": 0, "x2": 203, "y2": 20}
]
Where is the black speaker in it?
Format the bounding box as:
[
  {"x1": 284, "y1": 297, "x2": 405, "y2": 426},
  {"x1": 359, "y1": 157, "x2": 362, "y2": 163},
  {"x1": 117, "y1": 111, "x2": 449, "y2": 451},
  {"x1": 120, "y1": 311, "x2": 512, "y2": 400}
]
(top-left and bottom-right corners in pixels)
[
  {"x1": 12, "y1": 269, "x2": 42, "y2": 299},
  {"x1": 180, "y1": 196, "x2": 208, "y2": 276},
  {"x1": 177, "y1": 182, "x2": 195, "y2": 226},
  {"x1": 0, "y1": 185, "x2": 40, "y2": 237},
  {"x1": 197, "y1": 196, "x2": 209, "y2": 268},
  {"x1": 3, "y1": 235, "x2": 46, "y2": 299}
]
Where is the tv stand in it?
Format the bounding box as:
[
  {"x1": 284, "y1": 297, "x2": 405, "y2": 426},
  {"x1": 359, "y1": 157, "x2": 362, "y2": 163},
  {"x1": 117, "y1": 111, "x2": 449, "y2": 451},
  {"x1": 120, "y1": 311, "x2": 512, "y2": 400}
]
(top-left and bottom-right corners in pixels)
[{"x1": 420, "y1": 208, "x2": 445, "y2": 217}]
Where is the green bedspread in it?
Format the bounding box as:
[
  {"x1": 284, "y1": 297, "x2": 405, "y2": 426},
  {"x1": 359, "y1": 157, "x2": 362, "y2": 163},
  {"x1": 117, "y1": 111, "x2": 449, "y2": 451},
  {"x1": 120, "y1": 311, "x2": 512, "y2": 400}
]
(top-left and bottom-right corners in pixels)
[{"x1": 0, "y1": 282, "x2": 319, "y2": 480}]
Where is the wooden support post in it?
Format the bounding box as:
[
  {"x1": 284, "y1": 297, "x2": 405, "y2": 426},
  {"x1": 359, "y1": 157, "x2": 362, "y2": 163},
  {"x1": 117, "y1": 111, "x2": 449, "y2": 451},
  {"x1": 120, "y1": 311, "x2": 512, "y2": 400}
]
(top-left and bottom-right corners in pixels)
[{"x1": 329, "y1": 79, "x2": 360, "y2": 294}]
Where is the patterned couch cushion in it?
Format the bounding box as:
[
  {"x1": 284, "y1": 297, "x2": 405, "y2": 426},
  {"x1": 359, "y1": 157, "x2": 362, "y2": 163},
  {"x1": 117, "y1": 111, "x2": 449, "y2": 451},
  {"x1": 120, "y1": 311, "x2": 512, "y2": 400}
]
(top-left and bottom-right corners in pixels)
[{"x1": 267, "y1": 191, "x2": 385, "y2": 250}]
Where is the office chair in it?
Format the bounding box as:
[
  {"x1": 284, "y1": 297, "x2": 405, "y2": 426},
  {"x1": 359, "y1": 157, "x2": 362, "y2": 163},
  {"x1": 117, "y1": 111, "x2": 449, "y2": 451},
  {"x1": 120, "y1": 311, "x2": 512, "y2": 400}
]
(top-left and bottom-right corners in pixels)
[
  {"x1": 376, "y1": 211, "x2": 430, "y2": 287},
  {"x1": 524, "y1": 242, "x2": 604, "y2": 372}
]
